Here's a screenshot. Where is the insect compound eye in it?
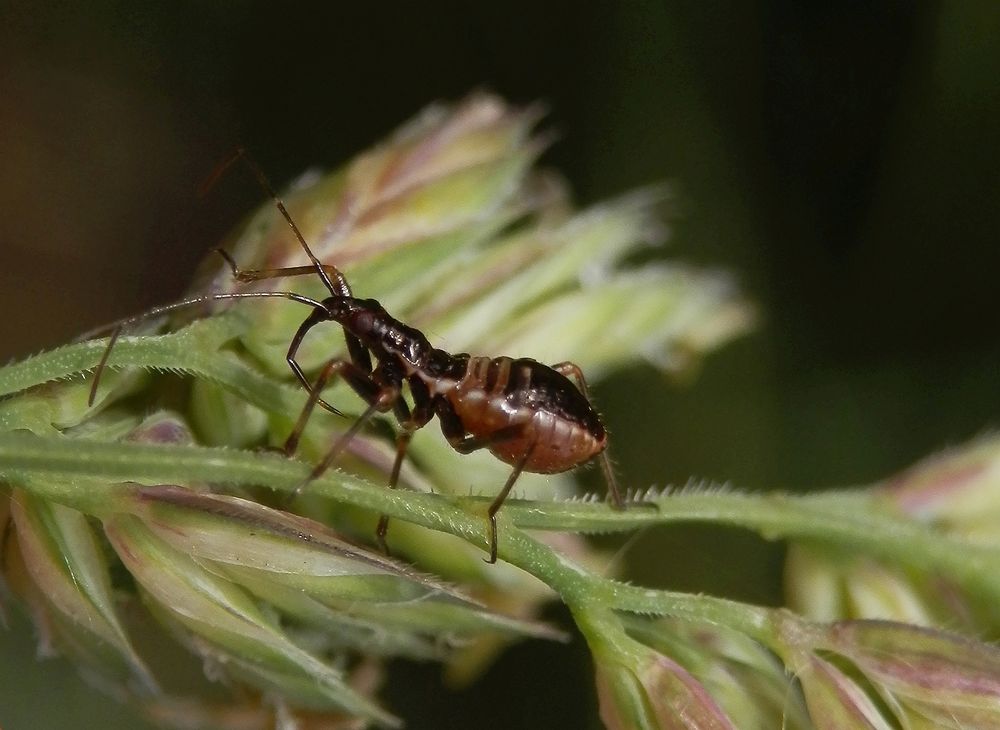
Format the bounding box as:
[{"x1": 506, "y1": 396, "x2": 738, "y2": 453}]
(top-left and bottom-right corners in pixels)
[
  {"x1": 353, "y1": 310, "x2": 375, "y2": 334},
  {"x1": 321, "y1": 297, "x2": 346, "y2": 320}
]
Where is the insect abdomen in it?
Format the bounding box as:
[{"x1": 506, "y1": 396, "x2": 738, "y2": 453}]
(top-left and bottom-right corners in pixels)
[{"x1": 448, "y1": 357, "x2": 607, "y2": 473}]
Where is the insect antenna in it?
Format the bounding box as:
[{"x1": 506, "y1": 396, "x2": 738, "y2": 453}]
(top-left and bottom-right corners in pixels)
[
  {"x1": 85, "y1": 290, "x2": 329, "y2": 406},
  {"x1": 211, "y1": 147, "x2": 353, "y2": 298}
]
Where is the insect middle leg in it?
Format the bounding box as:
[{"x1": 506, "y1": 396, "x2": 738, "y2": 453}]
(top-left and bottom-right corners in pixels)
[
  {"x1": 285, "y1": 358, "x2": 437, "y2": 554},
  {"x1": 375, "y1": 382, "x2": 434, "y2": 554}
]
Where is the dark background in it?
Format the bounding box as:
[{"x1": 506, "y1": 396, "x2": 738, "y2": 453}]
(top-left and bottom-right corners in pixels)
[{"x1": 2, "y1": 2, "x2": 998, "y2": 728}]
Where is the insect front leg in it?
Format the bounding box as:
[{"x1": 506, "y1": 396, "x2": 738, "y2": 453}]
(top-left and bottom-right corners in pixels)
[
  {"x1": 282, "y1": 358, "x2": 383, "y2": 457},
  {"x1": 286, "y1": 360, "x2": 400, "y2": 502},
  {"x1": 220, "y1": 251, "x2": 371, "y2": 417},
  {"x1": 551, "y1": 360, "x2": 624, "y2": 509},
  {"x1": 87, "y1": 326, "x2": 124, "y2": 406},
  {"x1": 283, "y1": 309, "x2": 356, "y2": 419},
  {"x1": 215, "y1": 248, "x2": 350, "y2": 291}
]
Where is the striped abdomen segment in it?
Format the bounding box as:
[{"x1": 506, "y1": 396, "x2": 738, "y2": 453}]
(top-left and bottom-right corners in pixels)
[{"x1": 446, "y1": 356, "x2": 607, "y2": 474}]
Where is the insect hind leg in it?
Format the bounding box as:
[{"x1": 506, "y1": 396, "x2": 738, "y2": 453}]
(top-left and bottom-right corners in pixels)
[
  {"x1": 551, "y1": 361, "x2": 625, "y2": 509},
  {"x1": 487, "y1": 436, "x2": 537, "y2": 564},
  {"x1": 437, "y1": 414, "x2": 535, "y2": 564}
]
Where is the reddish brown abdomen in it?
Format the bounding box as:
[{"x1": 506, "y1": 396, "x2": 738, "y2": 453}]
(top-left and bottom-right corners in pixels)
[{"x1": 447, "y1": 357, "x2": 607, "y2": 474}]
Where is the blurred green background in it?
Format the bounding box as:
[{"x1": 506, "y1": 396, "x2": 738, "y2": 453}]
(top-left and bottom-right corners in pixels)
[{"x1": 1, "y1": 2, "x2": 998, "y2": 728}]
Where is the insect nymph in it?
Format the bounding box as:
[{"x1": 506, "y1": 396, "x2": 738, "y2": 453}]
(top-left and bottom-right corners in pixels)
[{"x1": 90, "y1": 152, "x2": 625, "y2": 563}]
